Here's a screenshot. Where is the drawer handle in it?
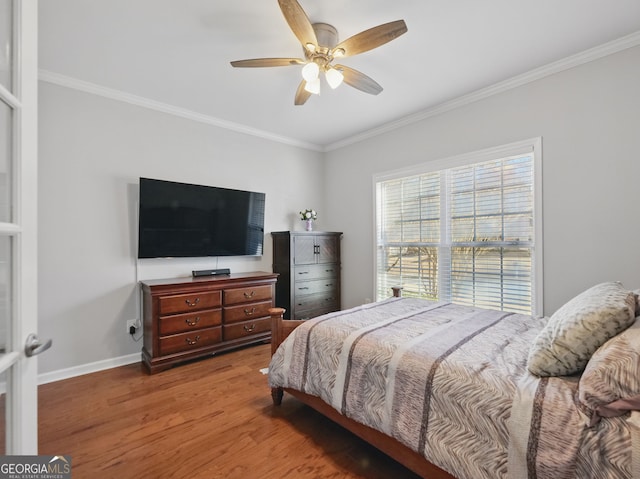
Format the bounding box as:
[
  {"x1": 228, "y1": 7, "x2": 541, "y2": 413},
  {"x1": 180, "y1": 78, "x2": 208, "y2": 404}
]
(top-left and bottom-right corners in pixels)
[
  {"x1": 185, "y1": 317, "x2": 201, "y2": 326},
  {"x1": 185, "y1": 298, "x2": 200, "y2": 307},
  {"x1": 298, "y1": 287, "x2": 309, "y2": 290},
  {"x1": 325, "y1": 269, "x2": 334, "y2": 273},
  {"x1": 325, "y1": 284, "x2": 333, "y2": 287},
  {"x1": 243, "y1": 324, "x2": 256, "y2": 333},
  {"x1": 297, "y1": 271, "x2": 309, "y2": 275},
  {"x1": 244, "y1": 307, "x2": 256, "y2": 316},
  {"x1": 185, "y1": 335, "x2": 201, "y2": 345},
  {"x1": 243, "y1": 291, "x2": 256, "y2": 299}
]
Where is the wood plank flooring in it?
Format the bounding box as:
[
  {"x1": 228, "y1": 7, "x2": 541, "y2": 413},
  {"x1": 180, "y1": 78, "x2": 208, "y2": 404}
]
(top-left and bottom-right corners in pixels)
[{"x1": 37, "y1": 344, "x2": 420, "y2": 479}]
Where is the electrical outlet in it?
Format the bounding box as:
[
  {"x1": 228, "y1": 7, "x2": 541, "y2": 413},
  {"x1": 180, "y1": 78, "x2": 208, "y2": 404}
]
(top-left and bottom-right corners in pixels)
[{"x1": 126, "y1": 319, "x2": 137, "y2": 334}]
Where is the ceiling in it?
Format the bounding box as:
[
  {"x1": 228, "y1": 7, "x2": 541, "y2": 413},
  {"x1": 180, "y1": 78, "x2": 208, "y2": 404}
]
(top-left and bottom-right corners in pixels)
[{"x1": 38, "y1": 0, "x2": 640, "y2": 150}]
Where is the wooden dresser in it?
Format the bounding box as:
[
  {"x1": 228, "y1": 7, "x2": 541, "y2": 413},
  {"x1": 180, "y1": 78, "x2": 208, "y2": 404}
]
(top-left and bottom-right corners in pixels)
[
  {"x1": 271, "y1": 231, "x2": 342, "y2": 320},
  {"x1": 140, "y1": 271, "x2": 278, "y2": 373}
]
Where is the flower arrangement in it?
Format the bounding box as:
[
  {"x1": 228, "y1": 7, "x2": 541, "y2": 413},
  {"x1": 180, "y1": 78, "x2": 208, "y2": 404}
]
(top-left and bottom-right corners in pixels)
[
  {"x1": 299, "y1": 209, "x2": 317, "y2": 221},
  {"x1": 300, "y1": 208, "x2": 317, "y2": 231}
]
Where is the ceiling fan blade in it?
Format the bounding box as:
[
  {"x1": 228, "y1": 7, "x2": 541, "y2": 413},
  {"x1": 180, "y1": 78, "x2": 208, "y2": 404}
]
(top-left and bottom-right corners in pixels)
[
  {"x1": 332, "y1": 20, "x2": 407, "y2": 58},
  {"x1": 230, "y1": 58, "x2": 304, "y2": 68},
  {"x1": 278, "y1": 0, "x2": 318, "y2": 49},
  {"x1": 335, "y1": 65, "x2": 383, "y2": 95},
  {"x1": 294, "y1": 80, "x2": 312, "y2": 105}
]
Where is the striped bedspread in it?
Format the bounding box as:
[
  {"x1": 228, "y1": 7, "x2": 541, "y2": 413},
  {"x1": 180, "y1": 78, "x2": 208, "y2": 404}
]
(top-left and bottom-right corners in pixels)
[{"x1": 268, "y1": 297, "x2": 635, "y2": 479}]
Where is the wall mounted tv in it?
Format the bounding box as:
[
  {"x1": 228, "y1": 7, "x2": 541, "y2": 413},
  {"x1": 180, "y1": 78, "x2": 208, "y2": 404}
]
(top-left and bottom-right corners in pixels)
[{"x1": 137, "y1": 177, "x2": 265, "y2": 258}]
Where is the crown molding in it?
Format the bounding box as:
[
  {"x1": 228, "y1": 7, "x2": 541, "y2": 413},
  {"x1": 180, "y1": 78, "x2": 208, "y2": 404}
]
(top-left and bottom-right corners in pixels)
[
  {"x1": 325, "y1": 30, "x2": 640, "y2": 152},
  {"x1": 38, "y1": 70, "x2": 324, "y2": 152},
  {"x1": 39, "y1": 30, "x2": 640, "y2": 153}
]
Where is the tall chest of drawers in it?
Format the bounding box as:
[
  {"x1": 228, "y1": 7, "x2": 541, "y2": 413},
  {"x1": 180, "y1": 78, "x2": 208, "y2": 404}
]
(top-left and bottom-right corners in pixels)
[
  {"x1": 140, "y1": 271, "x2": 278, "y2": 373},
  {"x1": 271, "y1": 231, "x2": 342, "y2": 320}
]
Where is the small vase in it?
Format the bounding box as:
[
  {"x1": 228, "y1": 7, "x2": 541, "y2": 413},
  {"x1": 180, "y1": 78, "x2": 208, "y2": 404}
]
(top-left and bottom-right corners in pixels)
[{"x1": 305, "y1": 219, "x2": 314, "y2": 231}]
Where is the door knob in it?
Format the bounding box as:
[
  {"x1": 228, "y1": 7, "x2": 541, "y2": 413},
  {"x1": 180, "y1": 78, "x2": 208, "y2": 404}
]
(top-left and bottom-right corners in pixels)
[{"x1": 24, "y1": 334, "x2": 53, "y2": 357}]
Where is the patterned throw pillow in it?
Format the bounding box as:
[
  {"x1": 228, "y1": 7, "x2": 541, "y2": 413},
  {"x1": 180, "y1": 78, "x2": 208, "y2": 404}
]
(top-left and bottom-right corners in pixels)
[
  {"x1": 527, "y1": 282, "x2": 636, "y2": 377},
  {"x1": 578, "y1": 318, "x2": 640, "y2": 423}
]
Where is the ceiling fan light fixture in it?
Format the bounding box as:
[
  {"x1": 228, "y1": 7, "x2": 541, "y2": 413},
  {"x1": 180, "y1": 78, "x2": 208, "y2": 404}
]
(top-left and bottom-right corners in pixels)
[
  {"x1": 230, "y1": 0, "x2": 408, "y2": 106},
  {"x1": 304, "y1": 77, "x2": 321, "y2": 95},
  {"x1": 325, "y1": 67, "x2": 344, "y2": 89},
  {"x1": 301, "y1": 61, "x2": 320, "y2": 82}
]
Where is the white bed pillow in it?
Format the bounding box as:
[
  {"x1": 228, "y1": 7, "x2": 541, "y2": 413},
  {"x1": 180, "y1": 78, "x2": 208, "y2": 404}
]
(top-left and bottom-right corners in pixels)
[{"x1": 527, "y1": 282, "x2": 636, "y2": 377}]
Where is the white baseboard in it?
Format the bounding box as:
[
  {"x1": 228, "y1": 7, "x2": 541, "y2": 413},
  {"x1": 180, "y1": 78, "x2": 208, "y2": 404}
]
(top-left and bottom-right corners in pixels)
[{"x1": 37, "y1": 353, "x2": 142, "y2": 385}]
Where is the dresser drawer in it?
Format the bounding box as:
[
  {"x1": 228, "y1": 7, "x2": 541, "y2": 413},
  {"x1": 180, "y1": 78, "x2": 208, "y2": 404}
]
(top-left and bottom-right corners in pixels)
[
  {"x1": 223, "y1": 300, "x2": 272, "y2": 324},
  {"x1": 159, "y1": 310, "x2": 222, "y2": 336},
  {"x1": 223, "y1": 284, "x2": 272, "y2": 305},
  {"x1": 223, "y1": 317, "x2": 270, "y2": 341},
  {"x1": 294, "y1": 264, "x2": 339, "y2": 280},
  {"x1": 158, "y1": 326, "x2": 222, "y2": 356},
  {"x1": 293, "y1": 278, "x2": 339, "y2": 296},
  {"x1": 158, "y1": 291, "x2": 222, "y2": 315}
]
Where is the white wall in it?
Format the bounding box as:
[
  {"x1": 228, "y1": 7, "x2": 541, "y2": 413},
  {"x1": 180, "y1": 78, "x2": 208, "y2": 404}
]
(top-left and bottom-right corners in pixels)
[
  {"x1": 324, "y1": 45, "x2": 640, "y2": 316},
  {"x1": 38, "y1": 82, "x2": 325, "y2": 375}
]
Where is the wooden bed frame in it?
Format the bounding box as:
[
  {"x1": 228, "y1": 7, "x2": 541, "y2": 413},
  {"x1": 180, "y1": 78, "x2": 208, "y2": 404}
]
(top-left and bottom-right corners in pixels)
[{"x1": 268, "y1": 288, "x2": 456, "y2": 479}]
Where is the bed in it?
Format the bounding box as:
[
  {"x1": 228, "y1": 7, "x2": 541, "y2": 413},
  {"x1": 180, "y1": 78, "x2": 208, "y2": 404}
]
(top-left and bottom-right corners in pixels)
[{"x1": 268, "y1": 282, "x2": 640, "y2": 479}]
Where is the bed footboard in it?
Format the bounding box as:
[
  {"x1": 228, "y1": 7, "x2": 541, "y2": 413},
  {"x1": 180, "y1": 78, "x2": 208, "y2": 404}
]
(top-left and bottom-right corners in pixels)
[
  {"x1": 269, "y1": 307, "x2": 305, "y2": 405},
  {"x1": 268, "y1": 307, "x2": 305, "y2": 355}
]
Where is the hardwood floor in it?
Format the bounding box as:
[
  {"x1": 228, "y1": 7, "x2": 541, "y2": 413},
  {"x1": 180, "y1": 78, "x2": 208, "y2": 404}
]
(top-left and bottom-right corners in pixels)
[{"x1": 38, "y1": 344, "x2": 420, "y2": 479}]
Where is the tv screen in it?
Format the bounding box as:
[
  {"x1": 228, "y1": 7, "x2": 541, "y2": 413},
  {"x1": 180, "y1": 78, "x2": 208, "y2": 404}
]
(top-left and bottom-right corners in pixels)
[{"x1": 138, "y1": 177, "x2": 265, "y2": 258}]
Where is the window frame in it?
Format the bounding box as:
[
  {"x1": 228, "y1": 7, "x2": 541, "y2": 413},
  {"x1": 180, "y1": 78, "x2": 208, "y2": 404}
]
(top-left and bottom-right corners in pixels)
[{"x1": 372, "y1": 138, "x2": 543, "y2": 316}]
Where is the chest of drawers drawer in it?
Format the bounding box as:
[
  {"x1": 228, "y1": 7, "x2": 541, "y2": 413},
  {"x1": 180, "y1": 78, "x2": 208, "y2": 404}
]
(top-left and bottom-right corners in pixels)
[
  {"x1": 158, "y1": 290, "x2": 222, "y2": 315},
  {"x1": 293, "y1": 304, "x2": 338, "y2": 320},
  {"x1": 294, "y1": 264, "x2": 339, "y2": 280},
  {"x1": 293, "y1": 278, "x2": 339, "y2": 296},
  {"x1": 159, "y1": 310, "x2": 222, "y2": 336},
  {"x1": 294, "y1": 294, "x2": 338, "y2": 313}
]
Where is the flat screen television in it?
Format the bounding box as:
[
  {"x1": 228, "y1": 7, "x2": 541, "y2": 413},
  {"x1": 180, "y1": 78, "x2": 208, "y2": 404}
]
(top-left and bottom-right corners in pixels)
[{"x1": 137, "y1": 177, "x2": 265, "y2": 258}]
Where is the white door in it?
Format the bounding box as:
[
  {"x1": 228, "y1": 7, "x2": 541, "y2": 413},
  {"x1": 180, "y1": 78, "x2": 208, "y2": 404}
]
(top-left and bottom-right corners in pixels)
[{"x1": 0, "y1": 0, "x2": 42, "y2": 454}]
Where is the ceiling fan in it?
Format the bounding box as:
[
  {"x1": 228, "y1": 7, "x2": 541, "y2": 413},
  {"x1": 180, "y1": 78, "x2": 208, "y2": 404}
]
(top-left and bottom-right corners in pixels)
[{"x1": 230, "y1": 0, "x2": 408, "y2": 105}]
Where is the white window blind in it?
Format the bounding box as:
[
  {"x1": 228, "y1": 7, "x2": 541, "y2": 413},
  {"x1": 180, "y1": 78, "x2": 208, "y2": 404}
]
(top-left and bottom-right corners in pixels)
[{"x1": 376, "y1": 144, "x2": 540, "y2": 315}]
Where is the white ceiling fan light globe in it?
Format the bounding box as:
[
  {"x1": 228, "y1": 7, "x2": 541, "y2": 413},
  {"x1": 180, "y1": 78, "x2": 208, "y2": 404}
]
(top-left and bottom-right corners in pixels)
[
  {"x1": 301, "y1": 62, "x2": 320, "y2": 82},
  {"x1": 304, "y1": 77, "x2": 321, "y2": 95},
  {"x1": 325, "y1": 67, "x2": 344, "y2": 89}
]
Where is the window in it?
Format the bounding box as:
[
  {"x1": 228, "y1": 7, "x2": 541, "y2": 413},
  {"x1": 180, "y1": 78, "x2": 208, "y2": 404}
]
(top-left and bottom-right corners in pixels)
[{"x1": 375, "y1": 139, "x2": 542, "y2": 315}]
